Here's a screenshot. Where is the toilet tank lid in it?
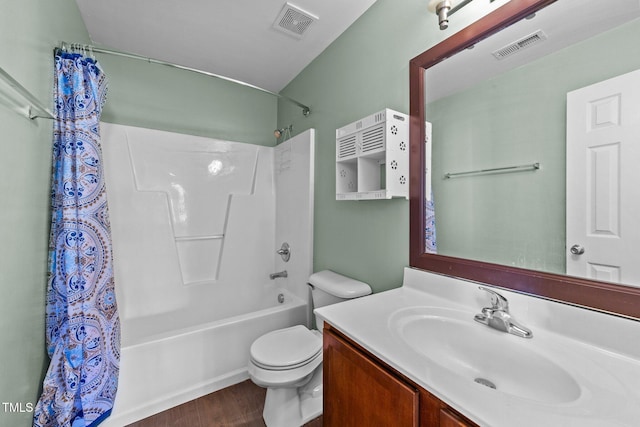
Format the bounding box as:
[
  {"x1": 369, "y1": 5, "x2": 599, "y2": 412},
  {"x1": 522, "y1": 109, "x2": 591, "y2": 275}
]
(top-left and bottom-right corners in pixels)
[{"x1": 308, "y1": 270, "x2": 372, "y2": 299}]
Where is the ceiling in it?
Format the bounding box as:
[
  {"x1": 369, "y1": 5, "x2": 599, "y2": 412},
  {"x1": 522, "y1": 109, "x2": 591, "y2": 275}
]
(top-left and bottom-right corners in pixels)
[
  {"x1": 426, "y1": 0, "x2": 640, "y2": 102},
  {"x1": 75, "y1": 0, "x2": 377, "y2": 93}
]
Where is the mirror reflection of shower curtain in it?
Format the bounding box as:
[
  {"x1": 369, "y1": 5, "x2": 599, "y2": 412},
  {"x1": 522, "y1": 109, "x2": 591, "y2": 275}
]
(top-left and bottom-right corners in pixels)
[{"x1": 425, "y1": 121, "x2": 437, "y2": 253}]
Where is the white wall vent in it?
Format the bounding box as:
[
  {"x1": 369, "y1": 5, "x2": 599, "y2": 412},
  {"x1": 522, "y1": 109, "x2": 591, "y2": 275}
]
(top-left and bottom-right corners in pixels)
[
  {"x1": 273, "y1": 3, "x2": 318, "y2": 39},
  {"x1": 492, "y1": 30, "x2": 547, "y2": 60},
  {"x1": 360, "y1": 124, "x2": 385, "y2": 154},
  {"x1": 337, "y1": 135, "x2": 357, "y2": 159}
]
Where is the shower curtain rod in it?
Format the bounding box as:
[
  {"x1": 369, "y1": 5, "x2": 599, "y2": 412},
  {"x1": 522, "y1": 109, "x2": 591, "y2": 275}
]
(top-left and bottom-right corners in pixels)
[
  {"x1": 0, "y1": 66, "x2": 54, "y2": 119},
  {"x1": 58, "y1": 42, "x2": 311, "y2": 117}
]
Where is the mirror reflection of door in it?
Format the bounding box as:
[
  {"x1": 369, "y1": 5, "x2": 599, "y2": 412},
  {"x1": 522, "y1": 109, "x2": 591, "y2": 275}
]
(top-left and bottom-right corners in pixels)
[{"x1": 566, "y1": 69, "x2": 640, "y2": 284}]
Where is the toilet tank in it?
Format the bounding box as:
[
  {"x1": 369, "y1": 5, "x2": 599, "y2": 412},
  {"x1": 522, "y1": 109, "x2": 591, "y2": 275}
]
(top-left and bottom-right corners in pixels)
[{"x1": 308, "y1": 270, "x2": 371, "y2": 330}]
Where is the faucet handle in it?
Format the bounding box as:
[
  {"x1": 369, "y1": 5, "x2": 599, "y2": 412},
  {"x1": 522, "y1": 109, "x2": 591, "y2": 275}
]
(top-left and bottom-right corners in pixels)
[
  {"x1": 478, "y1": 286, "x2": 509, "y2": 311},
  {"x1": 277, "y1": 242, "x2": 291, "y2": 262}
]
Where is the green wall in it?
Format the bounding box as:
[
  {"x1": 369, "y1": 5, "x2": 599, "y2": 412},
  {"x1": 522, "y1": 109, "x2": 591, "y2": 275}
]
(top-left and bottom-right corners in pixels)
[
  {"x1": 427, "y1": 18, "x2": 640, "y2": 274},
  {"x1": 99, "y1": 55, "x2": 276, "y2": 146},
  {"x1": 277, "y1": 0, "x2": 509, "y2": 293},
  {"x1": 0, "y1": 2, "x2": 90, "y2": 426}
]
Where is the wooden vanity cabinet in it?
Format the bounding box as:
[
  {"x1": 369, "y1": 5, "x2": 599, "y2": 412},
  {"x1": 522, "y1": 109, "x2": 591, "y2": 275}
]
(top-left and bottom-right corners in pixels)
[{"x1": 323, "y1": 325, "x2": 478, "y2": 427}]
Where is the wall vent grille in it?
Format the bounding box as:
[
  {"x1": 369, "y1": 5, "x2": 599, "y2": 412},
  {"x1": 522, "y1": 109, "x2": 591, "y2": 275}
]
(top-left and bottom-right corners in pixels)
[
  {"x1": 361, "y1": 124, "x2": 385, "y2": 153},
  {"x1": 338, "y1": 135, "x2": 357, "y2": 159},
  {"x1": 273, "y1": 3, "x2": 318, "y2": 39},
  {"x1": 492, "y1": 30, "x2": 547, "y2": 60}
]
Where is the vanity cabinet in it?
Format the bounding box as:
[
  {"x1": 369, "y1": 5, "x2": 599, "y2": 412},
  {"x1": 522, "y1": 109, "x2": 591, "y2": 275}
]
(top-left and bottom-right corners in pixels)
[{"x1": 323, "y1": 325, "x2": 478, "y2": 427}]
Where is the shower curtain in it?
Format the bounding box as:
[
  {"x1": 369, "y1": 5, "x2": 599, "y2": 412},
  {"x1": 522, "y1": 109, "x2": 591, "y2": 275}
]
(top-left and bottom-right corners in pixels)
[
  {"x1": 34, "y1": 49, "x2": 119, "y2": 427},
  {"x1": 425, "y1": 191, "x2": 437, "y2": 253},
  {"x1": 425, "y1": 122, "x2": 437, "y2": 253}
]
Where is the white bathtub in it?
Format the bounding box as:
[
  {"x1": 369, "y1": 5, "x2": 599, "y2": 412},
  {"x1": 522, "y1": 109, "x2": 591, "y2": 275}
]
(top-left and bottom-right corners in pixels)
[
  {"x1": 102, "y1": 287, "x2": 307, "y2": 426},
  {"x1": 100, "y1": 124, "x2": 315, "y2": 426}
]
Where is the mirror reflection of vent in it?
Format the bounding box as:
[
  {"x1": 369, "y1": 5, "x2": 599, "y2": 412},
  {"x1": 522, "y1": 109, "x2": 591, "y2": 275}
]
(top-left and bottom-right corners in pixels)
[
  {"x1": 273, "y1": 3, "x2": 318, "y2": 39},
  {"x1": 492, "y1": 30, "x2": 547, "y2": 60},
  {"x1": 338, "y1": 135, "x2": 357, "y2": 159},
  {"x1": 361, "y1": 124, "x2": 385, "y2": 153}
]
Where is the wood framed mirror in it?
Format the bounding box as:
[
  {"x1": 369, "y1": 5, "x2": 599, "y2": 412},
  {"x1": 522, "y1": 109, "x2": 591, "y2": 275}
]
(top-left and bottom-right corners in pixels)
[{"x1": 409, "y1": 0, "x2": 640, "y2": 319}]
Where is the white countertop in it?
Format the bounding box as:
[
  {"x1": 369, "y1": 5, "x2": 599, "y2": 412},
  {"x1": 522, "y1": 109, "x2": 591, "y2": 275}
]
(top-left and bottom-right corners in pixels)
[{"x1": 315, "y1": 267, "x2": 640, "y2": 427}]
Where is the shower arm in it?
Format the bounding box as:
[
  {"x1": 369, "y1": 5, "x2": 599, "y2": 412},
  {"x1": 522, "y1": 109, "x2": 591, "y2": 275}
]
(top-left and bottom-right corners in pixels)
[{"x1": 58, "y1": 42, "x2": 311, "y2": 117}]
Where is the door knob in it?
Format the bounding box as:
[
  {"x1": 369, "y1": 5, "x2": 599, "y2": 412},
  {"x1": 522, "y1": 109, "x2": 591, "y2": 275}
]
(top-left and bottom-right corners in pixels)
[{"x1": 570, "y1": 244, "x2": 585, "y2": 255}]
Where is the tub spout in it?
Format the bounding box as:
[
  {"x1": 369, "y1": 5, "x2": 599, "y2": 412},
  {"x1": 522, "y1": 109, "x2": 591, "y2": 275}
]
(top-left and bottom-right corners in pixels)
[{"x1": 269, "y1": 270, "x2": 288, "y2": 280}]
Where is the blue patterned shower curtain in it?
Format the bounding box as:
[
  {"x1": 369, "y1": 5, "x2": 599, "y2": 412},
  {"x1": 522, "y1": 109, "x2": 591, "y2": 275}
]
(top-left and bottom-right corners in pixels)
[
  {"x1": 425, "y1": 190, "x2": 437, "y2": 253},
  {"x1": 34, "y1": 49, "x2": 120, "y2": 427},
  {"x1": 424, "y1": 121, "x2": 437, "y2": 253}
]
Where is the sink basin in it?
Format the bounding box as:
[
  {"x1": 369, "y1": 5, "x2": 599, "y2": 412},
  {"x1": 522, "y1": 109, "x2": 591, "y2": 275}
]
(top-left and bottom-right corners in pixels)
[{"x1": 390, "y1": 307, "x2": 581, "y2": 404}]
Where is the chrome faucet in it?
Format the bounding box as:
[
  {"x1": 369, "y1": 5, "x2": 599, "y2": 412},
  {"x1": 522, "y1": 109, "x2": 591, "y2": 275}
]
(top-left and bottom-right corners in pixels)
[
  {"x1": 474, "y1": 286, "x2": 533, "y2": 338},
  {"x1": 269, "y1": 270, "x2": 288, "y2": 280}
]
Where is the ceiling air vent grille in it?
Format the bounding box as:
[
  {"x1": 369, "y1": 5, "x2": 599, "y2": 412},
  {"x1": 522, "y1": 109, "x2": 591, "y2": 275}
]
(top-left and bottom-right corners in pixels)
[
  {"x1": 492, "y1": 30, "x2": 547, "y2": 60},
  {"x1": 273, "y1": 3, "x2": 318, "y2": 39}
]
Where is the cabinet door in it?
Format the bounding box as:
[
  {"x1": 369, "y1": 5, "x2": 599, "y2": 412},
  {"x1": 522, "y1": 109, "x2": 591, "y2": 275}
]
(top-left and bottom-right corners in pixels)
[
  {"x1": 323, "y1": 328, "x2": 419, "y2": 427},
  {"x1": 440, "y1": 408, "x2": 474, "y2": 427}
]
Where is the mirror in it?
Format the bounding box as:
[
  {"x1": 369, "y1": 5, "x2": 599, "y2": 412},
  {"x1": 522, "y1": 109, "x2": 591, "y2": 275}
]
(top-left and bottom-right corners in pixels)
[
  {"x1": 409, "y1": 0, "x2": 640, "y2": 319},
  {"x1": 426, "y1": 0, "x2": 640, "y2": 281}
]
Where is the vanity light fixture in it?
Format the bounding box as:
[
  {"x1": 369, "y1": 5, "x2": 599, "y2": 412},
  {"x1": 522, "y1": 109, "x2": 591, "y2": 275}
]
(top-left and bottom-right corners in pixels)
[{"x1": 427, "y1": 0, "x2": 478, "y2": 30}]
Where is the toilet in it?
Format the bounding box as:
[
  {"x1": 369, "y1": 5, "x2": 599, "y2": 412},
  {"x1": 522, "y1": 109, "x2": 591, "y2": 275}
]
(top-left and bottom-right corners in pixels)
[{"x1": 248, "y1": 270, "x2": 371, "y2": 427}]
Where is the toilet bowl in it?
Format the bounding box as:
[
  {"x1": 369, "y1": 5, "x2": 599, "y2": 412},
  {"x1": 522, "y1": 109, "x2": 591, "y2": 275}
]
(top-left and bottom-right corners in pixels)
[
  {"x1": 249, "y1": 325, "x2": 322, "y2": 388},
  {"x1": 247, "y1": 270, "x2": 371, "y2": 427},
  {"x1": 248, "y1": 325, "x2": 324, "y2": 427}
]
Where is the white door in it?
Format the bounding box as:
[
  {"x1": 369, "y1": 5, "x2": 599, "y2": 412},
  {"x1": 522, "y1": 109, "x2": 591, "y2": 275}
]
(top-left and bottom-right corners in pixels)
[{"x1": 566, "y1": 68, "x2": 640, "y2": 285}]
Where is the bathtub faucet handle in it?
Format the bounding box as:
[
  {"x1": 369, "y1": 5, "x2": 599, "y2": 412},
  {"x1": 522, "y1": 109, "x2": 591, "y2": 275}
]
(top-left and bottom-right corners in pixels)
[{"x1": 277, "y1": 242, "x2": 291, "y2": 262}]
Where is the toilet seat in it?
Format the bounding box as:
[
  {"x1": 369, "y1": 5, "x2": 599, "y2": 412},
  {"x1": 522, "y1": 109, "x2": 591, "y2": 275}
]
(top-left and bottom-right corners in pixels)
[{"x1": 250, "y1": 325, "x2": 322, "y2": 370}]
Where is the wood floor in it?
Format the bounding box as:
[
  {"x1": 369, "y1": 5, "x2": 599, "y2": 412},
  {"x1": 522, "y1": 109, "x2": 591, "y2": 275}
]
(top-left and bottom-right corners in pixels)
[{"x1": 127, "y1": 380, "x2": 323, "y2": 427}]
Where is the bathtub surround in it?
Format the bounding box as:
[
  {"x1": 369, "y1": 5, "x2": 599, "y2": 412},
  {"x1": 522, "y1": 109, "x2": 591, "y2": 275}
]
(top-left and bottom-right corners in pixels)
[{"x1": 99, "y1": 124, "x2": 314, "y2": 425}]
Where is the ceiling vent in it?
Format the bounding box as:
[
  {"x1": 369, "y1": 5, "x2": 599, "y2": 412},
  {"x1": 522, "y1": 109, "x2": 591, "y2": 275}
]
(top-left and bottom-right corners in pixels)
[
  {"x1": 273, "y1": 3, "x2": 318, "y2": 39},
  {"x1": 492, "y1": 30, "x2": 548, "y2": 60}
]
